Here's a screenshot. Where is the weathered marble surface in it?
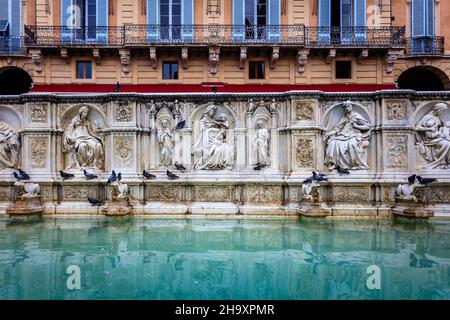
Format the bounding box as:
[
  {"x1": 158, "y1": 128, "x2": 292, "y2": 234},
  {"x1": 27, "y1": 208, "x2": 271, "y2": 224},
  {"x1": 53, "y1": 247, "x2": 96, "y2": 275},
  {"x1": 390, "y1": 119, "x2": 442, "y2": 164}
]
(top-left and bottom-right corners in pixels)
[{"x1": 0, "y1": 91, "x2": 449, "y2": 217}]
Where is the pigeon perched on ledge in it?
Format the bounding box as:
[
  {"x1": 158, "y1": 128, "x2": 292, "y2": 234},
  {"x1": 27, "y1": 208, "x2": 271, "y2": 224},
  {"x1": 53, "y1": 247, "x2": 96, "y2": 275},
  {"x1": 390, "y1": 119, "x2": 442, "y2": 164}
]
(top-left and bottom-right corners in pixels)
[
  {"x1": 416, "y1": 176, "x2": 438, "y2": 186},
  {"x1": 174, "y1": 162, "x2": 186, "y2": 172},
  {"x1": 59, "y1": 170, "x2": 75, "y2": 180},
  {"x1": 166, "y1": 170, "x2": 180, "y2": 180},
  {"x1": 336, "y1": 166, "x2": 350, "y2": 175},
  {"x1": 107, "y1": 170, "x2": 117, "y2": 185},
  {"x1": 175, "y1": 120, "x2": 186, "y2": 129},
  {"x1": 88, "y1": 197, "x2": 104, "y2": 206},
  {"x1": 14, "y1": 170, "x2": 30, "y2": 181},
  {"x1": 83, "y1": 170, "x2": 98, "y2": 180},
  {"x1": 143, "y1": 170, "x2": 156, "y2": 180}
]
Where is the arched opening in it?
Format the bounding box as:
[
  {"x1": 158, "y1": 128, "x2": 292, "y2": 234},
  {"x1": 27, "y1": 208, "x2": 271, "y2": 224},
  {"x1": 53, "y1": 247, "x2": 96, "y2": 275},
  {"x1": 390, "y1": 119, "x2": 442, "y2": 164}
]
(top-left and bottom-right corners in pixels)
[
  {"x1": 397, "y1": 66, "x2": 450, "y2": 91},
  {"x1": 0, "y1": 67, "x2": 33, "y2": 95}
]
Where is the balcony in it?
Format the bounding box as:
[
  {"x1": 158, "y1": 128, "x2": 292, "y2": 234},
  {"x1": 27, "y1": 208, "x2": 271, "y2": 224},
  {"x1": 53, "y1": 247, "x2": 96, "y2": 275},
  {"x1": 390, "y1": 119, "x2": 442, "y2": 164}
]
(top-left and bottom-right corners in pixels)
[
  {"x1": 24, "y1": 25, "x2": 405, "y2": 49},
  {"x1": 405, "y1": 36, "x2": 445, "y2": 56},
  {"x1": 0, "y1": 36, "x2": 27, "y2": 55}
]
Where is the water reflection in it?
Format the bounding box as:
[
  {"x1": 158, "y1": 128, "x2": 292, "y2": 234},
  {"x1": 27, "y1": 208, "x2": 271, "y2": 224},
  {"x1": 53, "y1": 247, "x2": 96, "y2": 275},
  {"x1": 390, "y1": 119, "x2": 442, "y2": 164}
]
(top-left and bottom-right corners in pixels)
[{"x1": 0, "y1": 218, "x2": 449, "y2": 299}]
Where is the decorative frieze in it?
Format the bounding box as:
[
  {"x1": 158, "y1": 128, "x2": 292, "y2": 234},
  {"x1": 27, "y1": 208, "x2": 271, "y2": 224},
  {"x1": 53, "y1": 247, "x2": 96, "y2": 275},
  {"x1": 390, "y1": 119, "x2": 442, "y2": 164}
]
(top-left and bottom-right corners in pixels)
[
  {"x1": 296, "y1": 137, "x2": 314, "y2": 168},
  {"x1": 194, "y1": 186, "x2": 231, "y2": 202},
  {"x1": 115, "y1": 102, "x2": 133, "y2": 122},
  {"x1": 386, "y1": 135, "x2": 408, "y2": 169},
  {"x1": 333, "y1": 187, "x2": 370, "y2": 202},
  {"x1": 385, "y1": 100, "x2": 407, "y2": 121},
  {"x1": 244, "y1": 186, "x2": 281, "y2": 203},
  {"x1": 63, "y1": 186, "x2": 98, "y2": 200},
  {"x1": 115, "y1": 136, "x2": 134, "y2": 168},
  {"x1": 29, "y1": 104, "x2": 48, "y2": 123},
  {"x1": 294, "y1": 101, "x2": 315, "y2": 121}
]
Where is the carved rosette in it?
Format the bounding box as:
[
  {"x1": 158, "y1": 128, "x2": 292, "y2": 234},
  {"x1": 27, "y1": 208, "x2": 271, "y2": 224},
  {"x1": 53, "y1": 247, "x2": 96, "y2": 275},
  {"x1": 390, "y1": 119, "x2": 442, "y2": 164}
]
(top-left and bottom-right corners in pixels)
[
  {"x1": 296, "y1": 137, "x2": 314, "y2": 168},
  {"x1": 115, "y1": 136, "x2": 134, "y2": 168},
  {"x1": 386, "y1": 135, "x2": 408, "y2": 169},
  {"x1": 30, "y1": 137, "x2": 48, "y2": 168}
]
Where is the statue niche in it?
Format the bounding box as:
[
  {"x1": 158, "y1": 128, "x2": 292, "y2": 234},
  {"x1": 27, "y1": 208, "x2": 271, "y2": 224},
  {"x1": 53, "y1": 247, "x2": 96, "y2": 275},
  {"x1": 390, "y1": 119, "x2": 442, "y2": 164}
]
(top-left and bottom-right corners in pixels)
[
  {"x1": 323, "y1": 100, "x2": 372, "y2": 171},
  {"x1": 158, "y1": 119, "x2": 174, "y2": 167},
  {"x1": 62, "y1": 106, "x2": 105, "y2": 170},
  {"x1": 254, "y1": 120, "x2": 270, "y2": 167},
  {"x1": 415, "y1": 102, "x2": 450, "y2": 169},
  {"x1": 192, "y1": 105, "x2": 235, "y2": 170},
  {"x1": 0, "y1": 120, "x2": 20, "y2": 169}
]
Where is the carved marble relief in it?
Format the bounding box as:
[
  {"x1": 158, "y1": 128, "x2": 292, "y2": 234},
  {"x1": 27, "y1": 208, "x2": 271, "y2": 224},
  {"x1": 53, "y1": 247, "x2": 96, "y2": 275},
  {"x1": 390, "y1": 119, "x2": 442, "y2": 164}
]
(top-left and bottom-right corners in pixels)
[
  {"x1": 30, "y1": 137, "x2": 48, "y2": 168},
  {"x1": 385, "y1": 101, "x2": 406, "y2": 121},
  {"x1": 194, "y1": 186, "x2": 231, "y2": 202},
  {"x1": 333, "y1": 187, "x2": 369, "y2": 202},
  {"x1": 29, "y1": 104, "x2": 48, "y2": 122},
  {"x1": 0, "y1": 121, "x2": 20, "y2": 169},
  {"x1": 63, "y1": 186, "x2": 97, "y2": 200},
  {"x1": 62, "y1": 106, "x2": 105, "y2": 170},
  {"x1": 386, "y1": 135, "x2": 408, "y2": 169},
  {"x1": 147, "y1": 185, "x2": 182, "y2": 202},
  {"x1": 415, "y1": 103, "x2": 450, "y2": 169},
  {"x1": 324, "y1": 101, "x2": 371, "y2": 170},
  {"x1": 115, "y1": 136, "x2": 134, "y2": 168},
  {"x1": 296, "y1": 137, "x2": 314, "y2": 168},
  {"x1": 295, "y1": 101, "x2": 314, "y2": 121},
  {"x1": 245, "y1": 186, "x2": 281, "y2": 203},
  {"x1": 193, "y1": 105, "x2": 234, "y2": 170},
  {"x1": 115, "y1": 102, "x2": 133, "y2": 122}
]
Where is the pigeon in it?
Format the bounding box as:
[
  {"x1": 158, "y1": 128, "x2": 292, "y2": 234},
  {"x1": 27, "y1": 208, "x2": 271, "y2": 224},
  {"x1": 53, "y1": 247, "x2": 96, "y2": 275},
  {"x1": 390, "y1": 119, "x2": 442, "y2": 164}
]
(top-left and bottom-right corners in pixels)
[
  {"x1": 416, "y1": 176, "x2": 437, "y2": 186},
  {"x1": 302, "y1": 176, "x2": 314, "y2": 184},
  {"x1": 83, "y1": 169, "x2": 98, "y2": 180},
  {"x1": 114, "y1": 81, "x2": 121, "y2": 93},
  {"x1": 174, "y1": 162, "x2": 186, "y2": 171},
  {"x1": 117, "y1": 172, "x2": 122, "y2": 181},
  {"x1": 253, "y1": 165, "x2": 263, "y2": 171},
  {"x1": 88, "y1": 197, "x2": 104, "y2": 206},
  {"x1": 312, "y1": 172, "x2": 328, "y2": 182},
  {"x1": 166, "y1": 170, "x2": 180, "y2": 180},
  {"x1": 407, "y1": 174, "x2": 417, "y2": 184},
  {"x1": 175, "y1": 120, "x2": 186, "y2": 130},
  {"x1": 336, "y1": 166, "x2": 350, "y2": 175},
  {"x1": 59, "y1": 170, "x2": 75, "y2": 180},
  {"x1": 143, "y1": 170, "x2": 156, "y2": 180},
  {"x1": 18, "y1": 169, "x2": 31, "y2": 180},
  {"x1": 13, "y1": 170, "x2": 30, "y2": 181},
  {"x1": 107, "y1": 170, "x2": 117, "y2": 185}
]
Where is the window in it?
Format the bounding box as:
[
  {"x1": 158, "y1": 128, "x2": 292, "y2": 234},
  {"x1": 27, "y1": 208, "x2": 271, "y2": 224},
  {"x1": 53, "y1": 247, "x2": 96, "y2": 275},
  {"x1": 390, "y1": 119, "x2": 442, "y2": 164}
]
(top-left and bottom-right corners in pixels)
[
  {"x1": 76, "y1": 61, "x2": 92, "y2": 79},
  {"x1": 249, "y1": 61, "x2": 265, "y2": 79},
  {"x1": 335, "y1": 60, "x2": 352, "y2": 79},
  {"x1": 160, "y1": 0, "x2": 181, "y2": 40},
  {"x1": 245, "y1": 0, "x2": 267, "y2": 39},
  {"x1": 73, "y1": 0, "x2": 97, "y2": 40},
  {"x1": 163, "y1": 62, "x2": 179, "y2": 80}
]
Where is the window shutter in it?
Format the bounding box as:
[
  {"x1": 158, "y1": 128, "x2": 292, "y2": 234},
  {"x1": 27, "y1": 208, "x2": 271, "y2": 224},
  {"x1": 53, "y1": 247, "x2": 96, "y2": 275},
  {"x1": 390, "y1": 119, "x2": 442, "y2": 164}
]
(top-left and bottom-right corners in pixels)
[
  {"x1": 318, "y1": 0, "x2": 330, "y2": 44},
  {"x1": 10, "y1": 0, "x2": 21, "y2": 36},
  {"x1": 354, "y1": 0, "x2": 366, "y2": 44},
  {"x1": 61, "y1": 0, "x2": 73, "y2": 43},
  {"x1": 232, "y1": 0, "x2": 244, "y2": 41},
  {"x1": 426, "y1": 0, "x2": 434, "y2": 36},
  {"x1": 147, "y1": 0, "x2": 158, "y2": 41},
  {"x1": 412, "y1": 0, "x2": 425, "y2": 37},
  {"x1": 268, "y1": 0, "x2": 280, "y2": 41},
  {"x1": 97, "y1": 0, "x2": 108, "y2": 43},
  {"x1": 182, "y1": 0, "x2": 194, "y2": 41}
]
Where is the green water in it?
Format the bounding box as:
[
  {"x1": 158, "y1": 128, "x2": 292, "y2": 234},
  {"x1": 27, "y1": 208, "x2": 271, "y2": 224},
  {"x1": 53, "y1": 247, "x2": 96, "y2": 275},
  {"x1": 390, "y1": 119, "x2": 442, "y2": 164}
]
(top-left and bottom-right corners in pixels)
[{"x1": 0, "y1": 217, "x2": 449, "y2": 300}]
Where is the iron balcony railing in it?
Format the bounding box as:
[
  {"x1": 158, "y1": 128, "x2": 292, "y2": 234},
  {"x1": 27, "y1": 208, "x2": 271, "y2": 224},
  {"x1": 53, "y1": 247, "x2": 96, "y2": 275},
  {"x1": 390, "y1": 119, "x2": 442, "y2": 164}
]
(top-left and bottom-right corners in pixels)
[
  {"x1": 24, "y1": 25, "x2": 406, "y2": 48},
  {"x1": 0, "y1": 36, "x2": 27, "y2": 55},
  {"x1": 405, "y1": 36, "x2": 445, "y2": 55}
]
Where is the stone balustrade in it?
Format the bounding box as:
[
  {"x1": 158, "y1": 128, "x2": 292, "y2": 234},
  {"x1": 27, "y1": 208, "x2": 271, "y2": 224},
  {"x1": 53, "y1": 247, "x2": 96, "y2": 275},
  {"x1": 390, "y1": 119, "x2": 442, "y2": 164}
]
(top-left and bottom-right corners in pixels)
[{"x1": 0, "y1": 90, "x2": 449, "y2": 217}]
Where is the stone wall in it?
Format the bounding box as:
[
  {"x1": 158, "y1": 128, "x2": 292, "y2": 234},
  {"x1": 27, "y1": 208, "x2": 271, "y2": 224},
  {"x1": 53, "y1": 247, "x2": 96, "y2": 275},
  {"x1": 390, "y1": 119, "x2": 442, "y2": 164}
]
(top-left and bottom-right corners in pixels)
[{"x1": 0, "y1": 90, "x2": 449, "y2": 216}]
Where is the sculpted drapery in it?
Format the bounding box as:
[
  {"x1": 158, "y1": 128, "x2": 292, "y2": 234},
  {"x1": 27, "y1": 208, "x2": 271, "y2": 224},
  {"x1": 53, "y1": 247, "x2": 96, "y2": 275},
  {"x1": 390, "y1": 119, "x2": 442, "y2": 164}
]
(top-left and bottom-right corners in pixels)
[
  {"x1": 0, "y1": 121, "x2": 20, "y2": 169},
  {"x1": 193, "y1": 105, "x2": 234, "y2": 170},
  {"x1": 62, "y1": 106, "x2": 104, "y2": 170},
  {"x1": 324, "y1": 101, "x2": 371, "y2": 170},
  {"x1": 158, "y1": 119, "x2": 174, "y2": 166},
  {"x1": 255, "y1": 120, "x2": 270, "y2": 166},
  {"x1": 415, "y1": 103, "x2": 450, "y2": 169}
]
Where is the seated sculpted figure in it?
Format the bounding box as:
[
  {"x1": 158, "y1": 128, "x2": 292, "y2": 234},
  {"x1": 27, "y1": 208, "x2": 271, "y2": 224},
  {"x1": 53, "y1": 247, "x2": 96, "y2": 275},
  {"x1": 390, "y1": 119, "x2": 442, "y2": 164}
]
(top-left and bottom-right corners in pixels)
[
  {"x1": 193, "y1": 105, "x2": 234, "y2": 170},
  {"x1": 324, "y1": 101, "x2": 371, "y2": 170},
  {"x1": 62, "y1": 106, "x2": 104, "y2": 170},
  {"x1": 415, "y1": 103, "x2": 450, "y2": 169},
  {"x1": 0, "y1": 121, "x2": 20, "y2": 169}
]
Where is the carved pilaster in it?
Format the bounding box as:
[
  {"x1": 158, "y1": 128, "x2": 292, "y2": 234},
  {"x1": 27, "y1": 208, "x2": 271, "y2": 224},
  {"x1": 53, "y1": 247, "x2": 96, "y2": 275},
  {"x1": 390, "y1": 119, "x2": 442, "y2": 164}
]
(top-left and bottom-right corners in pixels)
[
  {"x1": 119, "y1": 49, "x2": 131, "y2": 74},
  {"x1": 29, "y1": 49, "x2": 43, "y2": 73},
  {"x1": 181, "y1": 47, "x2": 188, "y2": 69},
  {"x1": 208, "y1": 47, "x2": 220, "y2": 74},
  {"x1": 239, "y1": 46, "x2": 247, "y2": 69},
  {"x1": 296, "y1": 49, "x2": 309, "y2": 74},
  {"x1": 149, "y1": 47, "x2": 157, "y2": 69},
  {"x1": 270, "y1": 46, "x2": 280, "y2": 69}
]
